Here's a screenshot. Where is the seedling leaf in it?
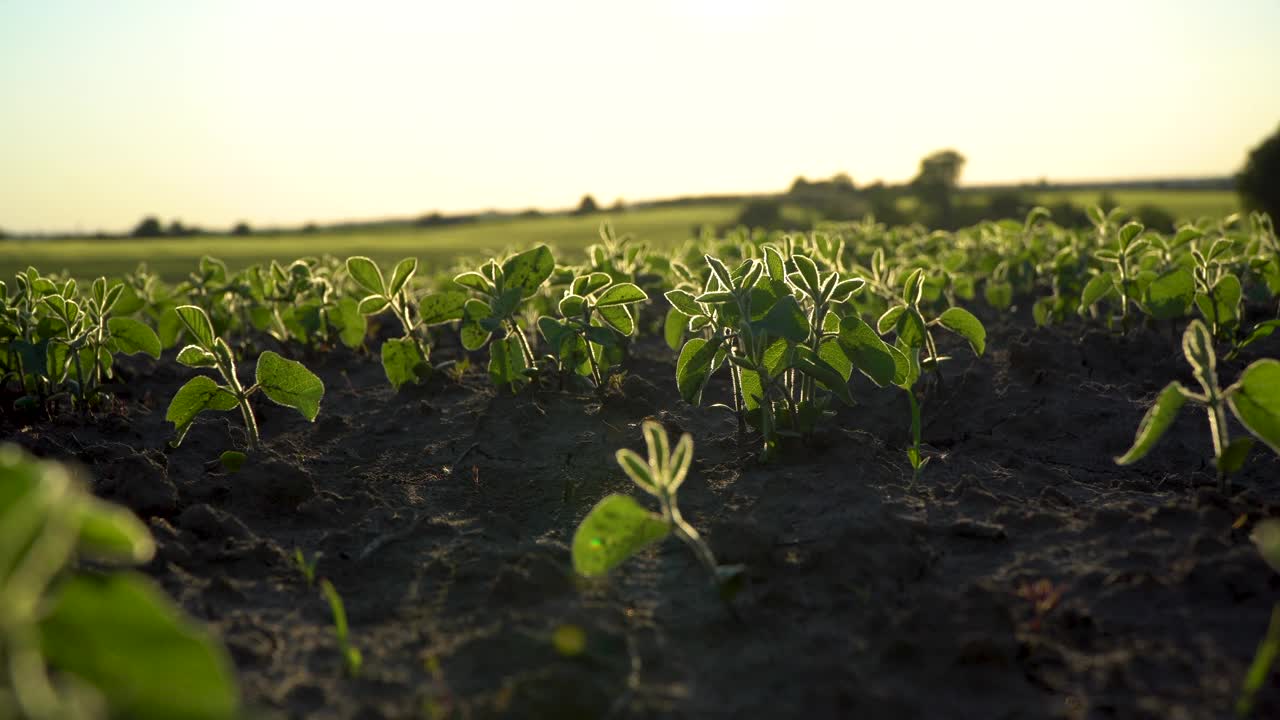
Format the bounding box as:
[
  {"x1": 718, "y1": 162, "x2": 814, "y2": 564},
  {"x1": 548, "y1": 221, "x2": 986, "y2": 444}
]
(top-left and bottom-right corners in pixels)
[
  {"x1": 346, "y1": 256, "x2": 385, "y2": 295},
  {"x1": 381, "y1": 337, "x2": 424, "y2": 390},
  {"x1": 1115, "y1": 382, "x2": 1189, "y2": 464},
  {"x1": 418, "y1": 290, "x2": 468, "y2": 326},
  {"x1": 596, "y1": 282, "x2": 647, "y2": 307},
  {"x1": 75, "y1": 495, "x2": 156, "y2": 565},
  {"x1": 571, "y1": 494, "x2": 670, "y2": 577},
  {"x1": 108, "y1": 317, "x2": 162, "y2": 359},
  {"x1": 40, "y1": 573, "x2": 240, "y2": 720},
  {"x1": 501, "y1": 245, "x2": 555, "y2": 299},
  {"x1": 1228, "y1": 359, "x2": 1280, "y2": 454},
  {"x1": 936, "y1": 307, "x2": 986, "y2": 356},
  {"x1": 166, "y1": 376, "x2": 238, "y2": 446},
  {"x1": 676, "y1": 338, "x2": 718, "y2": 404},
  {"x1": 838, "y1": 315, "x2": 896, "y2": 387},
  {"x1": 175, "y1": 306, "x2": 215, "y2": 349},
  {"x1": 255, "y1": 351, "x2": 324, "y2": 421}
]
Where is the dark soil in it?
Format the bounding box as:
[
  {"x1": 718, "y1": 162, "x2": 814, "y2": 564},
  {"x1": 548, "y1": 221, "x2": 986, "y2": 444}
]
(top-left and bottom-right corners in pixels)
[{"x1": 6, "y1": 313, "x2": 1280, "y2": 720}]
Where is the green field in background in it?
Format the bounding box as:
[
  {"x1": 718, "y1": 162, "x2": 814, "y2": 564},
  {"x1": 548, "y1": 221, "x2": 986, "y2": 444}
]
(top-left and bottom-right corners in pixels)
[
  {"x1": 1029, "y1": 189, "x2": 1239, "y2": 219},
  {"x1": 0, "y1": 190, "x2": 1243, "y2": 281},
  {"x1": 0, "y1": 204, "x2": 738, "y2": 281}
]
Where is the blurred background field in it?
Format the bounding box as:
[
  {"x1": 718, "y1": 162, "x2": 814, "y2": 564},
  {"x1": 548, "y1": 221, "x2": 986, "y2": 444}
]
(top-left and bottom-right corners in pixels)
[{"x1": 0, "y1": 189, "x2": 1240, "y2": 281}]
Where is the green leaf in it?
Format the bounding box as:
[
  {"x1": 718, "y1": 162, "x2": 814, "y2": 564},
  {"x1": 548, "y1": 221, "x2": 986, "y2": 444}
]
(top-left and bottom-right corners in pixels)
[
  {"x1": 817, "y1": 337, "x2": 853, "y2": 383},
  {"x1": 357, "y1": 295, "x2": 390, "y2": 315},
  {"x1": 597, "y1": 304, "x2": 635, "y2": 335},
  {"x1": 755, "y1": 295, "x2": 809, "y2": 344},
  {"x1": 1228, "y1": 359, "x2": 1280, "y2": 455},
  {"x1": 1252, "y1": 519, "x2": 1280, "y2": 575},
  {"x1": 176, "y1": 345, "x2": 217, "y2": 368},
  {"x1": 616, "y1": 447, "x2": 658, "y2": 494},
  {"x1": 1196, "y1": 272, "x2": 1242, "y2": 329},
  {"x1": 40, "y1": 573, "x2": 240, "y2": 720},
  {"x1": 417, "y1": 290, "x2": 468, "y2": 326},
  {"x1": 792, "y1": 254, "x2": 821, "y2": 293},
  {"x1": 888, "y1": 342, "x2": 918, "y2": 390},
  {"x1": 255, "y1": 351, "x2": 324, "y2": 421},
  {"x1": 1143, "y1": 267, "x2": 1195, "y2": 320},
  {"x1": 219, "y1": 450, "x2": 247, "y2": 474},
  {"x1": 676, "y1": 338, "x2": 719, "y2": 405},
  {"x1": 107, "y1": 317, "x2": 162, "y2": 359},
  {"x1": 380, "y1": 337, "x2": 426, "y2": 391},
  {"x1": 487, "y1": 334, "x2": 527, "y2": 389},
  {"x1": 793, "y1": 346, "x2": 853, "y2": 405},
  {"x1": 838, "y1": 315, "x2": 896, "y2": 387},
  {"x1": 877, "y1": 305, "x2": 905, "y2": 335},
  {"x1": 983, "y1": 281, "x2": 1013, "y2": 310},
  {"x1": 346, "y1": 256, "x2": 385, "y2": 295},
  {"x1": 386, "y1": 257, "x2": 417, "y2": 296},
  {"x1": 334, "y1": 296, "x2": 367, "y2": 348},
  {"x1": 763, "y1": 245, "x2": 785, "y2": 280},
  {"x1": 663, "y1": 308, "x2": 688, "y2": 351},
  {"x1": 1182, "y1": 319, "x2": 1217, "y2": 387},
  {"x1": 936, "y1": 307, "x2": 986, "y2": 356},
  {"x1": 1115, "y1": 382, "x2": 1189, "y2": 465},
  {"x1": 665, "y1": 289, "x2": 703, "y2": 316},
  {"x1": 894, "y1": 307, "x2": 927, "y2": 348},
  {"x1": 175, "y1": 306, "x2": 215, "y2": 349},
  {"x1": 166, "y1": 376, "x2": 238, "y2": 447},
  {"x1": 573, "y1": 272, "x2": 612, "y2": 296},
  {"x1": 596, "y1": 282, "x2": 647, "y2": 307},
  {"x1": 453, "y1": 271, "x2": 492, "y2": 294},
  {"x1": 501, "y1": 245, "x2": 555, "y2": 299},
  {"x1": 460, "y1": 299, "x2": 494, "y2": 350},
  {"x1": 1217, "y1": 437, "x2": 1254, "y2": 475},
  {"x1": 1080, "y1": 273, "x2": 1114, "y2": 311},
  {"x1": 559, "y1": 294, "x2": 587, "y2": 318},
  {"x1": 75, "y1": 495, "x2": 156, "y2": 565},
  {"x1": 571, "y1": 494, "x2": 670, "y2": 578}
]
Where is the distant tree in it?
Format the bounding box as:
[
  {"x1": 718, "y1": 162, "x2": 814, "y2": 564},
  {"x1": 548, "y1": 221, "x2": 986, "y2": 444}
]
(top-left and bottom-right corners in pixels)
[
  {"x1": 518, "y1": 208, "x2": 543, "y2": 219},
  {"x1": 132, "y1": 216, "x2": 164, "y2": 238},
  {"x1": 910, "y1": 149, "x2": 966, "y2": 228},
  {"x1": 830, "y1": 172, "x2": 856, "y2": 192},
  {"x1": 864, "y1": 181, "x2": 906, "y2": 226},
  {"x1": 574, "y1": 194, "x2": 599, "y2": 215},
  {"x1": 1238, "y1": 123, "x2": 1280, "y2": 221},
  {"x1": 611, "y1": 197, "x2": 627, "y2": 212},
  {"x1": 788, "y1": 177, "x2": 811, "y2": 195},
  {"x1": 0, "y1": 227, "x2": 7, "y2": 240},
  {"x1": 231, "y1": 222, "x2": 252, "y2": 236},
  {"x1": 167, "y1": 220, "x2": 188, "y2": 236},
  {"x1": 302, "y1": 222, "x2": 318, "y2": 233},
  {"x1": 736, "y1": 199, "x2": 783, "y2": 229}
]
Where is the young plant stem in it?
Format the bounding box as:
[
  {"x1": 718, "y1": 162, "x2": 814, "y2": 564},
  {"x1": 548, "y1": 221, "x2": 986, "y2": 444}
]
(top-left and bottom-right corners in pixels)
[
  {"x1": 1205, "y1": 387, "x2": 1232, "y2": 494},
  {"x1": 907, "y1": 387, "x2": 924, "y2": 480}
]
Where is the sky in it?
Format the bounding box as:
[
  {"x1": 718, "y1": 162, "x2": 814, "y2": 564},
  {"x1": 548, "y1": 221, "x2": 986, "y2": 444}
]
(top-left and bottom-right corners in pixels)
[{"x1": 2, "y1": 0, "x2": 1278, "y2": 234}]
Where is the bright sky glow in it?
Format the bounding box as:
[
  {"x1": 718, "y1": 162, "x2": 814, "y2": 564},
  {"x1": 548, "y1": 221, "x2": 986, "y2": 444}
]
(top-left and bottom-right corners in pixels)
[{"x1": 2, "y1": 0, "x2": 1278, "y2": 233}]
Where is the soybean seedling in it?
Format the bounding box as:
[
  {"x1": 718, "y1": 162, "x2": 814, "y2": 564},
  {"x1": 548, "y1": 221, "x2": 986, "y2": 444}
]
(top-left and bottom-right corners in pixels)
[
  {"x1": 293, "y1": 548, "x2": 322, "y2": 586},
  {"x1": 0, "y1": 445, "x2": 238, "y2": 720},
  {"x1": 168, "y1": 305, "x2": 324, "y2": 450},
  {"x1": 537, "y1": 272, "x2": 648, "y2": 392},
  {"x1": 453, "y1": 245, "x2": 556, "y2": 392},
  {"x1": 347, "y1": 256, "x2": 435, "y2": 390},
  {"x1": 1115, "y1": 319, "x2": 1280, "y2": 493},
  {"x1": 1238, "y1": 519, "x2": 1280, "y2": 718},
  {"x1": 319, "y1": 579, "x2": 362, "y2": 677},
  {"x1": 572, "y1": 421, "x2": 743, "y2": 600},
  {"x1": 878, "y1": 268, "x2": 986, "y2": 478}
]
